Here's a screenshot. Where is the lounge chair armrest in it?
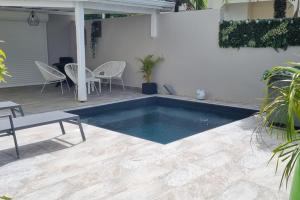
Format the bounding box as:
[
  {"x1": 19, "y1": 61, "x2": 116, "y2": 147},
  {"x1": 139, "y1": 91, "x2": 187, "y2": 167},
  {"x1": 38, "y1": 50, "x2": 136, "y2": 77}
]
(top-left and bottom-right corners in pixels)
[{"x1": 0, "y1": 114, "x2": 12, "y2": 119}]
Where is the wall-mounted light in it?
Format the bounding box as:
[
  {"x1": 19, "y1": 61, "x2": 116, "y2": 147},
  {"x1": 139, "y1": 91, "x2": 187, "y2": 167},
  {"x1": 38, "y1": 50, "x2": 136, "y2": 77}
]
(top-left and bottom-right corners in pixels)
[{"x1": 27, "y1": 11, "x2": 39, "y2": 26}]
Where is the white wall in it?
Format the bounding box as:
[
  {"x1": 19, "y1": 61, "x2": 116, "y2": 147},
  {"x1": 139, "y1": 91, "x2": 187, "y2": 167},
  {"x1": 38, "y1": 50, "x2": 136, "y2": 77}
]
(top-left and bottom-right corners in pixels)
[
  {"x1": 207, "y1": 0, "x2": 224, "y2": 9},
  {"x1": 47, "y1": 14, "x2": 75, "y2": 65},
  {"x1": 85, "y1": 16, "x2": 156, "y2": 87},
  {"x1": 85, "y1": 10, "x2": 300, "y2": 105},
  {"x1": 0, "y1": 11, "x2": 48, "y2": 88}
]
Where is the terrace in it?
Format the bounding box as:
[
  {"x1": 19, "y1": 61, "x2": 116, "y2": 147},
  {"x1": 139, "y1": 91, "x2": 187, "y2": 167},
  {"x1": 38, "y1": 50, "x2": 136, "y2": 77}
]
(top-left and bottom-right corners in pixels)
[
  {"x1": 0, "y1": 86, "x2": 289, "y2": 199},
  {"x1": 0, "y1": 88, "x2": 288, "y2": 199},
  {"x1": 0, "y1": 0, "x2": 298, "y2": 199}
]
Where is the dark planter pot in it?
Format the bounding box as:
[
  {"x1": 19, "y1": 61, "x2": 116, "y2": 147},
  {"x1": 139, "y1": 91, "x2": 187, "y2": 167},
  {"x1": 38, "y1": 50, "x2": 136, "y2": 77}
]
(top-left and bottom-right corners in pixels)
[{"x1": 142, "y1": 83, "x2": 157, "y2": 95}]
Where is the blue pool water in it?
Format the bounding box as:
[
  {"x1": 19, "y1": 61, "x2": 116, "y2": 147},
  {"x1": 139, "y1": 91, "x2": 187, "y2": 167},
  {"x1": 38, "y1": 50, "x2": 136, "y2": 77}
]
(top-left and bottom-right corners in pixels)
[{"x1": 70, "y1": 97, "x2": 256, "y2": 144}]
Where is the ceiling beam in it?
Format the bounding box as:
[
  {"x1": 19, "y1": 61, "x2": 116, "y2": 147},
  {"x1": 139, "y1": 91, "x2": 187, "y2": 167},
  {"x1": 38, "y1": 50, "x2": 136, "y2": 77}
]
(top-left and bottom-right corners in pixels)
[
  {"x1": 93, "y1": 0, "x2": 174, "y2": 10},
  {"x1": 83, "y1": 2, "x2": 156, "y2": 14}
]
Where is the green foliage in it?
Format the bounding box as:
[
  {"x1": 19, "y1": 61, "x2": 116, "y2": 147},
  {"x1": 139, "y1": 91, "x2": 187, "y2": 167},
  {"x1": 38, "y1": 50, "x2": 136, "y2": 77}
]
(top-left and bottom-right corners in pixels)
[
  {"x1": 261, "y1": 21, "x2": 289, "y2": 43},
  {"x1": 190, "y1": 0, "x2": 207, "y2": 10},
  {"x1": 0, "y1": 49, "x2": 9, "y2": 82},
  {"x1": 137, "y1": 55, "x2": 163, "y2": 83},
  {"x1": 0, "y1": 195, "x2": 12, "y2": 200},
  {"x1": 219, "y1": 18, "x2": 300, "y2": 50},
  {"x1": 258, "y1": 64, "x2": 300, "y2": 188},
  {"x1": 175, "y1": 0, "x2": 207, "y2": 11}
]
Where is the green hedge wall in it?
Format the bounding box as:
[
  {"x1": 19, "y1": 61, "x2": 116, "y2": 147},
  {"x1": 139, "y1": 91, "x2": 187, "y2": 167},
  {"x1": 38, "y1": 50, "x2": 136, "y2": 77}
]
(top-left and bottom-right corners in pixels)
[{"x1": 219, "y1": 18, "x2": 300, "y2": 50}]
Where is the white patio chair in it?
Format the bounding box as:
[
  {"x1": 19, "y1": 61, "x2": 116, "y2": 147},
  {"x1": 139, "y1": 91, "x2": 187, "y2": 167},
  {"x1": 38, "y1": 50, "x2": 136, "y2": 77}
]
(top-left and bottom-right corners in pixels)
[
  {"x1": 93, "y1": 61, "x2": 126, "y2": 92},
  {"x1": 64, "y1": 63, "x2": 100, "y2": 99},
  {"x1": 35, "y1": 61, "x2": 70, "y2": 94}
]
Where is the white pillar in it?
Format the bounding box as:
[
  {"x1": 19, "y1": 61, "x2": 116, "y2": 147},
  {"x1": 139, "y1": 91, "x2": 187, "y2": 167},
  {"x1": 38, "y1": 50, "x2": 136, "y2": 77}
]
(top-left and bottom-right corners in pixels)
[
  {"x1": 75, "y1": 2, "x2": 87, "y2": 101},
  {"x1": 151, "y1": 11, "x2": 158, "y2": 38}
]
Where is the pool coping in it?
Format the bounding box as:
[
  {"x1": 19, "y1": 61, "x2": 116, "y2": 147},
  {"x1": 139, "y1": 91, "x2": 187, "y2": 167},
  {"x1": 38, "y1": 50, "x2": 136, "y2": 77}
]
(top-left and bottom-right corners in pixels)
[
  {"x1": 64, "y1": 94, "x2": 260, "y2": 113},
  {"x1": 64, "y1": 95, "x2": 259, "y2": 145}
]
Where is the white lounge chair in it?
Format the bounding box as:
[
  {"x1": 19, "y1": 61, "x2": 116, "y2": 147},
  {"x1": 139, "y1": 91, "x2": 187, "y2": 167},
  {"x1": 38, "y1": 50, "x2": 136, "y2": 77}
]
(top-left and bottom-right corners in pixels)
[
  {"x1": 64, "y1": 63, "x2": 100, "y2": 99},
  {"x1": 35, "y1": 61, "x2": 70, "y2": 94},
  {"x1": 93, "y1": 61, "x2": 126, "y2": 92}
]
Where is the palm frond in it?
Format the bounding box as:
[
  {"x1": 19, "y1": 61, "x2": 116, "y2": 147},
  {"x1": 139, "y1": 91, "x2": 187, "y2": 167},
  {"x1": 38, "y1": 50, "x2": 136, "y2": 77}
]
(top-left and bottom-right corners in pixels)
[
  {"x1": 0, "y1": 48, "x2": 10, "y2": 83},
  {"x1": 257, "y1": 64, "x2": 300, "y2": 188},
  {"x1": 190, "y1": 0, "x2": 207, "y2": 10},
  {"x1": 137, "y1": 55, "x2": 163, "y2": 83}
]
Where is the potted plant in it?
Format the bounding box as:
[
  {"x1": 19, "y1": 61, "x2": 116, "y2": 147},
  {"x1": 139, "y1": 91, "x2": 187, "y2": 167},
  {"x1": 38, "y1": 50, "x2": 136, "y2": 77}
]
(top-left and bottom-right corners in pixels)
[
  {"x1": 259, "y1": 64, "x2": 300, "y2": 199},
  {"x1": 138, "y1": 55, "x2": 163, "y2": 95}
]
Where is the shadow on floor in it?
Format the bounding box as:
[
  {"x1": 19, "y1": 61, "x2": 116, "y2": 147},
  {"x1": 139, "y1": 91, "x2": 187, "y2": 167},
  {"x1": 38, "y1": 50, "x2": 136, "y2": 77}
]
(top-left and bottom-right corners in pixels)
[
  {"x1": 238, "y1": 115, "x2": 282, "y2": 151},
  {"x1": 0, "y1": 137, "x2": 82, "y2": 166}
]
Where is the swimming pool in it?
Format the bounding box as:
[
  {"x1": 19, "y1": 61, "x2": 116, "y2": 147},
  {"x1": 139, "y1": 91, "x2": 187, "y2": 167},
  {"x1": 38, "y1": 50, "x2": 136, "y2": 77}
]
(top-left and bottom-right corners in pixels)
[{"x1": 70, "y1": 97, "x2": 257, "y2": 144}]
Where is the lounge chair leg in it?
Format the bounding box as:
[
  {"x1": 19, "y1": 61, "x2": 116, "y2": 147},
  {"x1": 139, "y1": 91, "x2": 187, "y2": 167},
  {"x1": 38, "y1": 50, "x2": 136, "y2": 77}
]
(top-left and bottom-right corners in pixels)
[
  {"x1": 76, "y1": 117, "x2": 86, "y2": 141},
  {"x1": 18, "y1": 106, "x2": 25, "y2": 116},
  {"x1": 10, "y1": 108, "x2": 16, "y2": 118},
  {"x1": 59, "y1": 121, "x2": 66, "y2": 135},
  {"x1": 11, "y1": 131, "x2": 20, "y2": 159}
]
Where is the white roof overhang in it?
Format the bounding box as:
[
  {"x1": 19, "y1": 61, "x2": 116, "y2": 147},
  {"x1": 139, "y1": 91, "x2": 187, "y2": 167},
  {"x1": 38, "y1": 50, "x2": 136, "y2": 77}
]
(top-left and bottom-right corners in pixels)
[{"x1": 0, "y1": 0, "x2": 175, "y2": 14}]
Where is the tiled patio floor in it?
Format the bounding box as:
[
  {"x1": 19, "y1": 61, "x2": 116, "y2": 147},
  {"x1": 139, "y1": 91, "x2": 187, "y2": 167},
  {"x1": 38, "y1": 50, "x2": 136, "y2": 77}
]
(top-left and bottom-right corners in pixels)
[{"x1": 0, "y1": 86, "x2": 290, "y2": 199}]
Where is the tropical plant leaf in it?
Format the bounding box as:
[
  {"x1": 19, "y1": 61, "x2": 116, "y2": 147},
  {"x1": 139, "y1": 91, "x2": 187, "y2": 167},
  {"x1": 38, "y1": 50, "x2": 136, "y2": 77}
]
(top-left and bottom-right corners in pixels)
[
  {"x1": 0, "y1": 49, "x2": 6, "y2": 59},
  {"x1": 0, "y1": 195, "x2": 12, "y2": 200},
  {"x1": 257, "y1": 64, "x2": 300, "y2": 188},
  {"x1": 137, "y1": 55, "x2": 163, "y2": 83},
  {"x1": 0, "y1": 48, "x2": 10, "y2": 82}
]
